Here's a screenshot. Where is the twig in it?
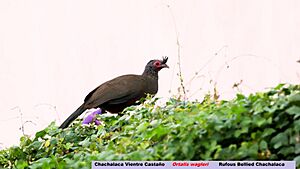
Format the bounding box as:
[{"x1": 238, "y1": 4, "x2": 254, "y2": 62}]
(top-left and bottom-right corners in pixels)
[
  {"x1": 11, "y1": 106, "x2": 25, "y2": 136},
  {"x1": 215, "y1": 53, "x2": 287, "y2": 82},
  {"x1": 23, "y1": 120, "x2": 37, "y2": 126},
  {"x1": 186, "y1": 45, "x2": 228, "y2": 87},
  {"x1": 232, "y1": 80, "x2": 243, "y2": 93},
  {"x1": 34, "y1": 103, "x2": 60, "y2": 122},
  {"x1": 166, "y1": 4, "x2": 187, "y2": 100}
]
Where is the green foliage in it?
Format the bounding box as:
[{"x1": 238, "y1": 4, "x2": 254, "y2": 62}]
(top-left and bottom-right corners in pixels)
[{"x1": 0, "y1": 84, "x2": 299, "y2": 168}]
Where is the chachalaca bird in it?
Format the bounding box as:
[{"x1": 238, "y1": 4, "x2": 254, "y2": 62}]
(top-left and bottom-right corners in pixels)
[{"x1": 59, "y1": 57, "x2": 169, "y2": 129}]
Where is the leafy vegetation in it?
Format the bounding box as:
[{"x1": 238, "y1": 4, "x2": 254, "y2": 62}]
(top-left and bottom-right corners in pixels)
[{"x1": 0, "y1": 84, "x2": 299, "y2": 169}]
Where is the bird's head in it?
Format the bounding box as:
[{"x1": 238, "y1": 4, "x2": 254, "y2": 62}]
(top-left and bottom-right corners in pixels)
[{"x1": 146, "y1": 56, "x2": 169, "y2": 72}]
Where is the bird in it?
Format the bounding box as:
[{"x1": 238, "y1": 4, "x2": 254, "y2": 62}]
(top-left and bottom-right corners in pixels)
[{"x1": 59, "y1": 57, "x2": 169, "y2": 129}]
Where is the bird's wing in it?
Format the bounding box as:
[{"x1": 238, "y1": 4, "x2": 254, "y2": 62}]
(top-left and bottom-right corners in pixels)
[
  {"x1": 84, "y1": 85, "x2": 101, "y2": 102},
  {"x1": 83, "y1": 75, "x2": 145, "y2": 108}
]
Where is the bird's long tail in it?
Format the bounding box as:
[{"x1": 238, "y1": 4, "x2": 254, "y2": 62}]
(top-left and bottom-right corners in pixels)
[{"x1": 59, "y1": 104, "x2": 86, "y2": 129}]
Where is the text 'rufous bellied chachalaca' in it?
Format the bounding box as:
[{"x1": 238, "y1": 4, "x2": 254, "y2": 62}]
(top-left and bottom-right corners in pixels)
[{"x1": 59, "y1": 57, "x2": 169, "y2": 129}]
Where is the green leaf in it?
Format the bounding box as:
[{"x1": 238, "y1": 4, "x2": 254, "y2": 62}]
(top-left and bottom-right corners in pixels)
[
  {"x1": 15, "y1": 160, "x2": 28, "y2": 169},
  {"x1": 150, "y1": 119, "x2": 160, "y2": 127},
  {"x1": 79, "y1": 139, "x2": 90, "y2": 148},
  {"x1": 64, "y1": 143, "x2": 73, "y2": 150},
  {"x1": 261, "y1": 128, "x2": 276, "y2": 137},
  {"x1": 248, "y1": 143, "x2": 259, "y2": 157},
  {"x1": 289, "y1": 93, "x2": 300, "y2": 103},
  {"x1": 286, "y1": 106, "x2": 300, "y2": 119},
  {"x1": 295, "y1": 143, "x2": 300, "y2": 154},
  {"x1": 136, "y1": 122, "x2": 149, "y2": 133},
  {"x1": 278, "y1": 146, "x2": 294, "y2": 156},
  {"x1": 294, "y1": 155, "x2": 300, "y2": 168},
  {"x1": 274, "y1": 83, "x2": 286, "y2": 90},
  {"x1": 294, "y1": 120, "x2": 300, "y2": 132},
  {"x1": 270, "y1": 133, "x2": 288, "y2": 149},
  {"x1": 259, "y1": 140, "x2": 268, "y2": 150},
  {"x1": 29, "y1": 141, "x2": 43, "y2": 150},
  {"x1": 35, "y1": 130, "x2": 46, "y2": 139},
  {"x1": 152, "y1": 126, "x2": 169, "y2": 139},
  {"x1": 255, "y1": 117, "x2": 266, "y2": 127}
]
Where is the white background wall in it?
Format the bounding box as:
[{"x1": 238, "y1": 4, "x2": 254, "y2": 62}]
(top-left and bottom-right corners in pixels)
[{"x1": 0, "y1": 0, "x2": 299, "y2": 148}]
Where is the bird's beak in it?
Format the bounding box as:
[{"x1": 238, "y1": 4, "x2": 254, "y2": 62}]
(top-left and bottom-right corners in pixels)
[{"x1": 161, "y1": 63, "x2": 169, "y2": 68}]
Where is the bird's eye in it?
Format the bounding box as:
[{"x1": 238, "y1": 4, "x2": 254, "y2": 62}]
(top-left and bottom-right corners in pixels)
[{"x1": 154, "y1": 61, "x2": 160, "y2": 66}]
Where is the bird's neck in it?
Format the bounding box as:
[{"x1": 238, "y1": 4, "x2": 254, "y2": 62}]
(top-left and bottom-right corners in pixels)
[{"x1": 142, "y1": 68, "x2": 158, "y2": 80}]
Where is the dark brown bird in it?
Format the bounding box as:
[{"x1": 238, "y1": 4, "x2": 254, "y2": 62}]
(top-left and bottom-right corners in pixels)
[{"x1": 59, "y1": 57, "x2": 169, "y2": 129}]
